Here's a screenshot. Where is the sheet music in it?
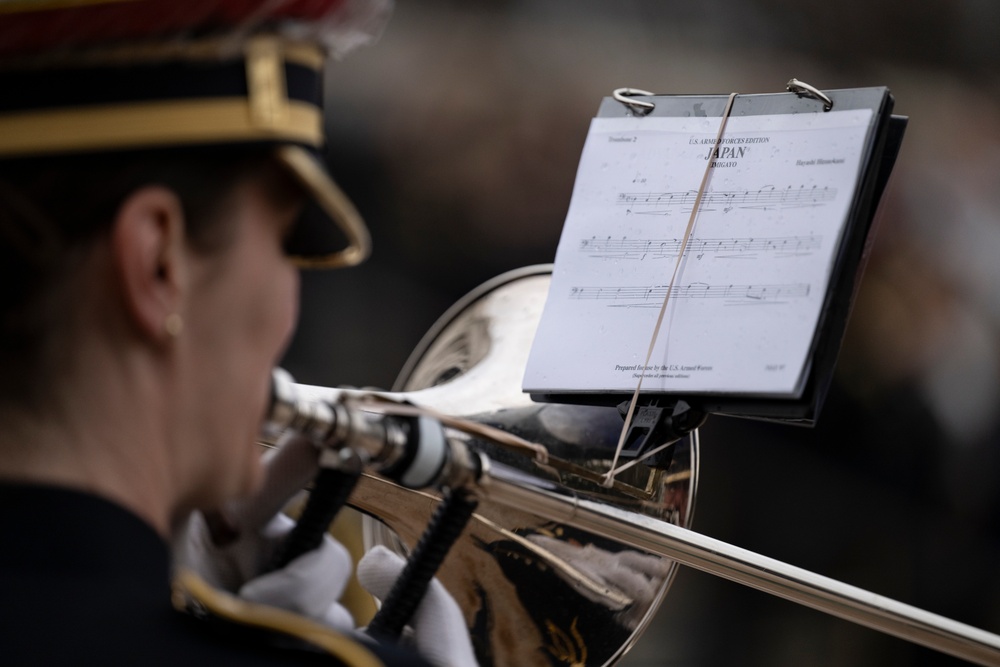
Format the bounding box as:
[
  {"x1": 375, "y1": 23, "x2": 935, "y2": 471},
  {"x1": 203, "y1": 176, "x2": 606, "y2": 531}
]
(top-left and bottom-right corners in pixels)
[{"x1": 524, "y1": 108, "x2": 875, "y2": 396}]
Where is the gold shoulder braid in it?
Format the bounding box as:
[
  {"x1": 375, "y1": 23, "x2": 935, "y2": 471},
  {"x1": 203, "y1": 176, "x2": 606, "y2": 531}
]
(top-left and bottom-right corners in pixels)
[{"x1": 172, "y1": 569, "x2": 385, "y2": 667}]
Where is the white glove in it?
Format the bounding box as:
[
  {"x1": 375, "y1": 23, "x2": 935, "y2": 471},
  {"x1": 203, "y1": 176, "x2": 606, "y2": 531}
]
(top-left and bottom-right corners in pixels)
[
  {"x1": 356, "y1": 546, "x2": 478, "y2": 667},
  {"x1": 174, "y1": 511, "x2": 355, "y2": 631}
]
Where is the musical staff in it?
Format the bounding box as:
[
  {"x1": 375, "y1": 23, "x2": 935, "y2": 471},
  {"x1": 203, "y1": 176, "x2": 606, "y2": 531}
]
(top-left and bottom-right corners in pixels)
[
  {"x1": 569, "y1": 282, "x2": 811, "y2": 307},
  {"x1": 579, "y1": 235, "x2": 821, "y2": 260},
  {"x1": 617, "y1": 185, "x2": 836, "y2": 215}
]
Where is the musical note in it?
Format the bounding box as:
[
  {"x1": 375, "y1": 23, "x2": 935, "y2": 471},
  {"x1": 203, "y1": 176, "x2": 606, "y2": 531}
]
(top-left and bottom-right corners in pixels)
[
  {"x1": 568, "y1": 282, "x2": 811, "y2": 306},
  {"x1": 578, "y1": 235, "x2": 822, "y2": 260},
  {"x1": 614, "y1": 185, "x2": 837, "y2": 215}
]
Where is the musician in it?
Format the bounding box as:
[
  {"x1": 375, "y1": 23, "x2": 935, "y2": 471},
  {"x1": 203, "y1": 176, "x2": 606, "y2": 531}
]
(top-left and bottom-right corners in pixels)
[{"x1": 0, "y1": 1, "x2": 473, "y2": 665}]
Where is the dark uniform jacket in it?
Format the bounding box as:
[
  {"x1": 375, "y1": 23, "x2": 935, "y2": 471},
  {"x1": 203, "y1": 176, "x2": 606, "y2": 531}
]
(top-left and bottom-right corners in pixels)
[{"x1": 0, "y1": 483, "x2": 430, "y2": 666}]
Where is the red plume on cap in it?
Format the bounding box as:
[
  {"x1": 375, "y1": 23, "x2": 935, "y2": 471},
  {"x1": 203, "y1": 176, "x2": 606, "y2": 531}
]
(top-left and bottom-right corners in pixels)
[{"x1": 0, "y1": 0, "x2": 388, "y2": 59}]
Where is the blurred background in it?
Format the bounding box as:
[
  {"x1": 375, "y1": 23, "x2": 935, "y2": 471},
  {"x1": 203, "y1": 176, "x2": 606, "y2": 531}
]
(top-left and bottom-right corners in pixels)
[{"x1": 281, "y1": 1, "x2": 1000, "y2": 665}]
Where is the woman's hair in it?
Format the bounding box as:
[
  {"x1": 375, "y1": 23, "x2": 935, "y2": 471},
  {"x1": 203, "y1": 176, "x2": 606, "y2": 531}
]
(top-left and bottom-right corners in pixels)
[{"x1": 0, "y1": 147, "x2": 301, "y2": 408}]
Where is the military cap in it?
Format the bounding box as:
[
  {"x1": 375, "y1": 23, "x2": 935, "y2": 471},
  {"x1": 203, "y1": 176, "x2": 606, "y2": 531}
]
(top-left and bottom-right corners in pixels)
[{"x1": 0, "y1": 0, "x2": 391, "y2": 268}]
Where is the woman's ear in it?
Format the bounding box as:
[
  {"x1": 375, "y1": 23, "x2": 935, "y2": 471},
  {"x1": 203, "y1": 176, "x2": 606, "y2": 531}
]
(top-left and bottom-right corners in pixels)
[{"x1": 110, "y1": 186, "x2": 188, "y2": 343}]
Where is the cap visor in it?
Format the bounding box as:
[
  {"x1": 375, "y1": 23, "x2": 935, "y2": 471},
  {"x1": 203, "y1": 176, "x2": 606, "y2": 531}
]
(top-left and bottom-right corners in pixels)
[{"x1": 275, "y1": 144, "x2": 370, "y2": 269}]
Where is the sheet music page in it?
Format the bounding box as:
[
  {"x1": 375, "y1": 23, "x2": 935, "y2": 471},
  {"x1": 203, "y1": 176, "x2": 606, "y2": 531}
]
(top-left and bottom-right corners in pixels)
[{"x1": 524, "y1": 108, "x2": 875, "y2": 396}]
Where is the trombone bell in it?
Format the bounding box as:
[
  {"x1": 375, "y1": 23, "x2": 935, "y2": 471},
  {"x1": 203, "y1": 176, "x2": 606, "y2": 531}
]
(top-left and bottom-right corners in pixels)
[{"x1": 352, "y1": 265, "x2": 699, "y2": 667}]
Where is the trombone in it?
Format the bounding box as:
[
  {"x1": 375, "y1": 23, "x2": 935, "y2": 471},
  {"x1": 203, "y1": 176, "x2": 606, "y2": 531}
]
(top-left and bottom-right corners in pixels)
[{"x1": 256, "y1": 265, "x2": 1000, "y2": 666}]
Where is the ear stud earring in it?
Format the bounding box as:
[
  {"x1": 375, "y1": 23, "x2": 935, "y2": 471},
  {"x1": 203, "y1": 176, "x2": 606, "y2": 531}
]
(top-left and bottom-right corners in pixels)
[{"x1": 164, "y1": 313, "x2": 184, "y2": 338}]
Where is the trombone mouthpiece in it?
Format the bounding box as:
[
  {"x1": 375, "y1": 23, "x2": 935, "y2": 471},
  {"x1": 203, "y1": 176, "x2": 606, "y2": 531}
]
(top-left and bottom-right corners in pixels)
[
  {"x1": 263, "y1": 368, "x2": 341, "y2": 444},
  {"x1": 263, "y1": 368, "x2": 480, "y2": 491}
]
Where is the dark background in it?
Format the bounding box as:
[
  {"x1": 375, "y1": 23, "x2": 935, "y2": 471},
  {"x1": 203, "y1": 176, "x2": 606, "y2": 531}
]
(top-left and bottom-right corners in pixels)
[{"x1": 282, "y1": 2, "x2": 1000, "y2": 664}]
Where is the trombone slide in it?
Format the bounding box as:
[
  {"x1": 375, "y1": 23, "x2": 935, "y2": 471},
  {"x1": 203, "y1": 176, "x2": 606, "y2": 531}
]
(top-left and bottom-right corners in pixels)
[{"x1": 479, "y1": 467, "x2": 1000, "y2": 666}]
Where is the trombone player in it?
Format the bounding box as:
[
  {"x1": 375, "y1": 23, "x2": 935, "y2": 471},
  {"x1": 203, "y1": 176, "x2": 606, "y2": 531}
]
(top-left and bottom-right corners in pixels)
[{"x1": 0, "y1": 1, "x2": 474, "y2": 664}]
